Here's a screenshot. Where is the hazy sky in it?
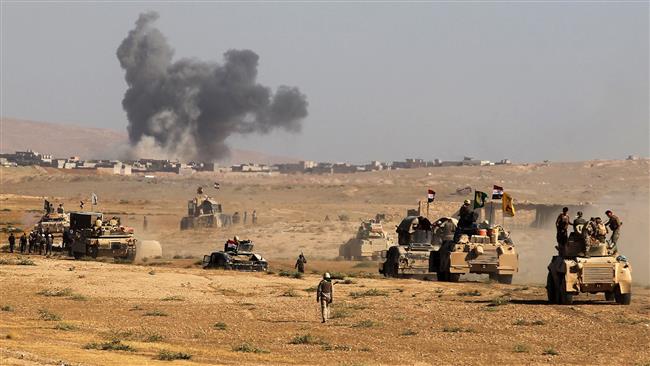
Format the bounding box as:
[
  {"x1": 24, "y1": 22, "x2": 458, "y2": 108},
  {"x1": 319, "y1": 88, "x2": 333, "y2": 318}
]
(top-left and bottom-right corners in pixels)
[{"x1": 2, "y1": 2, "x2": 648, "y2": 163}]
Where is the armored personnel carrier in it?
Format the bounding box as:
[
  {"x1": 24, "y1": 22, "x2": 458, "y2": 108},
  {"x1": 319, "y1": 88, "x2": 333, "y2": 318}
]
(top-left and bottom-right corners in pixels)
[
  {"x1": 180, "y1": 197, "x2": 230, "y2": 230},
  {"x1": 70, "y1": 212, "x2": 137, "y2": 261},
  {"x1": 339, "y1": 220, "x2": 393, "y2": 260},
  {"x1": 34, "y1": 212, "x2": 69, "y2": 247},
  {"x1": 380, "y1": 216, "x2": 518, "y2": 283},
  {"x1": 202, "y1": 239, "x2": 268, "y2": 271},
  {"x1": 546, "y1": 233, "x2": 632, "y2": 305}
]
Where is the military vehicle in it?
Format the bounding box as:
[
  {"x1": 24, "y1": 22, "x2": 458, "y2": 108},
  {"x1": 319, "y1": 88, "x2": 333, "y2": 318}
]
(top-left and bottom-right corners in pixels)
[
  {"x1": 180, "y1": 197, "x2": 230, "y2": 230},
  {"x1": 202, "y1": 239, "x2": 268, "y2": 271},
  {"x1": 70, "y1": 212, "x2": 137, "y2": 261},
  {"x1": 339, "y1": 219, "x2": 393, "y2": 260},
  {"x1": 380, "y1": 216, "x2": 518, "y2": 283},
  {"x1": 34, "y1": 212, "x2": 69, "y2": 247},
  {"x1": 546, "y1": 233, "x2": 632, "y2": 305}
]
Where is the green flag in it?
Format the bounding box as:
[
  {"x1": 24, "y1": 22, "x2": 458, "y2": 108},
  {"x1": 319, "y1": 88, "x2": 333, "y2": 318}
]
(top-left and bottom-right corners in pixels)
[{"x1": 474, "y1": 190, "x2": 488, "y2": 209}]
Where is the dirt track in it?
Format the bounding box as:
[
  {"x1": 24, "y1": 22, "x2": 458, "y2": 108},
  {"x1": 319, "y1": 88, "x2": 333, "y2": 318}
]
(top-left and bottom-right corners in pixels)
[{"x1": 0, "y1": 160, "x2": 649, "y2": 365}]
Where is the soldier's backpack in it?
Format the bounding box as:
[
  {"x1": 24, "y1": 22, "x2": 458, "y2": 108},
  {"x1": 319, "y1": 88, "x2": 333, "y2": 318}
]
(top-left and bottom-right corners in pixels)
[{"x1": 596, "y1": 223, "x2": 607, "y2": 236}]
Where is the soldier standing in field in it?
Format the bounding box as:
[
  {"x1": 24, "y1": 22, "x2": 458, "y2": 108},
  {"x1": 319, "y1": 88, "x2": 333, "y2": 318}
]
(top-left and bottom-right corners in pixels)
[
  {"x1": 316, "y1": 273, "x2": 333, "y2": 323},
  {"x1": 295, "y1": 253, "x2": 307, "y2": 273},
  {"x1": 8, "y1": 233, "x2": 15, "y2": 253},
  {"x1": 19, "y1": 233, "x2": 27, "y2": 254}
]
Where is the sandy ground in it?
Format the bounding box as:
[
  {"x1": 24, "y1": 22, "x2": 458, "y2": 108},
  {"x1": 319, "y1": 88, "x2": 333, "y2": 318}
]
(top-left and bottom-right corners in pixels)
[{"x1": 0, "y1": 160, "x2": 649, "y2": 365}]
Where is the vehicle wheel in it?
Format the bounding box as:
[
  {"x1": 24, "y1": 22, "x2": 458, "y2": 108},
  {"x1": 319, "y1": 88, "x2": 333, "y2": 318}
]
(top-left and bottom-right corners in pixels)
[
  {"x1": 558, "y1": 277, "x2": 573, "y2": 305},
  {"x1": 89, "y1": 246, "x2": 98, "y2": 259},
  {"x1": 497, "y1": 274, "x2": 513, "y2": 284},
  {"x1": 546, "y1": 272, "x2": 557, "y2": 304},
  {"x1": 73, "y1": 251, "x2": 84, "y2": 260},
  {"x1": 437, "y1": 271, "x2": 449, "y2": 281},
  {"x1": 489, "y1": 273, "x2": 498, "y2": 282},
  {"x1": 448, "y1": 273, "x2": 460, "y2": 282},
  {"x1": 614, "y1": 285, "x2": 631, "y2": 305},
  {"x1": 604, "y1": 291, "x2": 615, "y2": 301}
]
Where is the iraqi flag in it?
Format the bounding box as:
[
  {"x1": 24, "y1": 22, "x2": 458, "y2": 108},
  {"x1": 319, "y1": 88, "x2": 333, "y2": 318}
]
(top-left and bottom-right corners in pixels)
[
  {"x1": 427, "y1": 189, "x2": 436, "y2": 203},
  {"x1": 492, "y1": 185, "x2": 504, "y2": 199}
]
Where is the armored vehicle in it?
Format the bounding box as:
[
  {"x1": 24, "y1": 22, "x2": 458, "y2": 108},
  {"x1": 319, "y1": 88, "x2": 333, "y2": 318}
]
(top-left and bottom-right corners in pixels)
[
  {"x1": 339, "y1": 220, "x2": 393, "y2": 260},
  {"x1": 180, "y1": 197, "x2": 230, "y2": 230},
  {"x1": 546, "y1": 233, "x2": 632, "y2": 305},
  {"x1": 34, "y1": 212, "x2": 69, "y2": 247},
  {"x1": 70, "y1": 212, "x2": 137, "y2": 261},
  {"x1": 202, "y1": 240, "x2": 268, "y2": 271},
  {"x1": 380, "y1": 216, "x2": 518, "y2": 283}
]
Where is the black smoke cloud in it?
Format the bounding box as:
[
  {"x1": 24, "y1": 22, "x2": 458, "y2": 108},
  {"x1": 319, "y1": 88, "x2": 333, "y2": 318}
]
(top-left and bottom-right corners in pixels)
[{"x1": 117, "y1": 12, "x2": 308, "y2": 161}]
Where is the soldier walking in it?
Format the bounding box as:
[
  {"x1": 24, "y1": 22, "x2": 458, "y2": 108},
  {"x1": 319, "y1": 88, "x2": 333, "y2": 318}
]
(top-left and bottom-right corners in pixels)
[
  {"x1": 19, "y1": 233, "x2": 27, "y2": 254},
  {"x1": 252, "y1": 210, "x2": 257, "y2": 225},
  {"x1": 8, "y1": 233, "x2": 15, "y2": 253},
  {"x1": 295, "y1": 253, "x2": 307, "y2": 273},
  {"x1": 316, "y1": 273, "x2": 333, "y2": 323},
  {"x1": 143, "y1": 216, "x2": 148, "y2": 232},
  {"x1": 45, "y1": 232, "x2": 53, "y2": 255},
  {"x1": 243, "y1": 211, "x2": 248, "y2": 225},
  {"x1": 28, "y1": 231, "x2": 35, "y2": 254},
  {"x1": 604, "y1": 210, "x2": 622, "y2": 251},
  {"x1": 555, "y1": 207, "x2": 570, "y2": 252}
]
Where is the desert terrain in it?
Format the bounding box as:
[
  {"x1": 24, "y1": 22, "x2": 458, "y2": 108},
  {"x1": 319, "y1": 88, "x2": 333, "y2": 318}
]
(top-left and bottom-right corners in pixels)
[{"x1": 0, "y1": 160, "x2": 649, "y2": 365}]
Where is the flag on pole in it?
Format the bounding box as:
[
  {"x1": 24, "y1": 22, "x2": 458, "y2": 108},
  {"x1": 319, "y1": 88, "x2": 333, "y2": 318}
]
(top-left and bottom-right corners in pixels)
[
  {"x1": 91, "y1": 193, "x2": 98, "y2": 206},
  {"x1": 427, "y1": 189, "x2": 435, "y2": 203},
  {"x1": 502, "y1": 192, "x2": 515, "y2": 217},
  {"x1": 492, "y1": 185, "x2": 504, "y2": 199},
  {"x1": 473, "y1": 191, "x2": 488, "y2": 209}
]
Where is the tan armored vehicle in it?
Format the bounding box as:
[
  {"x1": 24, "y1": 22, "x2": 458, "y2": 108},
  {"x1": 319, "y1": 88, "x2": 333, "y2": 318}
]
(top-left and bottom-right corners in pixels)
[
  {"x1": 202, "y1": 239, "x2": 268, "y2": 271},
  {"x1": 70, "y1": 212, "x2": 137, "y2": 261},
  {"x1": 380, "y1": 216, "x2": 518, "y2": 283},
  {"x1": 339, "y1": 220, "x2": 393, "y2": 260},
  {"x1": 547, "y1": 233, "x2": 632, "y2": 305},
  {"x1": 34, "y1": 212, "x2": 69, "y2": 247},
  {"x1": 180, "y1": 197, "x2": 230, "y2": 230}
]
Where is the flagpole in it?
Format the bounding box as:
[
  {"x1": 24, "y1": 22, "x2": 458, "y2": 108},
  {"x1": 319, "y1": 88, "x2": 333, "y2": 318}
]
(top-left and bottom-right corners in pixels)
[{"x1": 489, "y1": 201, "x2": 494, "y2": 227}]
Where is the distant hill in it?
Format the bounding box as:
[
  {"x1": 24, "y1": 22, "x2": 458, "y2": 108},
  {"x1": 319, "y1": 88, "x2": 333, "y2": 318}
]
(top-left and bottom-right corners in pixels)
[{"x1": 0, "y1": 118, "x2": 299, "y2": 165}]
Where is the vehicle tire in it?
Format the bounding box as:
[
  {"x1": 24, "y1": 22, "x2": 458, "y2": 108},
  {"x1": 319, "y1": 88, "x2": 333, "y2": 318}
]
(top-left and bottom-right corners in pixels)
[
  {"x1": 604, "y1": 291, "x2": 615, "y2": 301},
  {"x1": 89, "y1": 246, "x2": 98, "y2": 259},
  {"x1": 437, "y1": 271, "x2": 449, "y2": 281},
  {"x1": 448, "y1": 273, "x2": 460, "y2": 282},
  {"x1": 558, "y1": 277, "x2": 573, "y2": 305},
  {"x1": 497, "y1": 274, "x2": 513, "y2": 284},
  {"x1": 546, "y1": 272, "x2": 557, "y2": 304},
  {"x1": 614, "y1": 285, "x2": 631, "y2": 305}
]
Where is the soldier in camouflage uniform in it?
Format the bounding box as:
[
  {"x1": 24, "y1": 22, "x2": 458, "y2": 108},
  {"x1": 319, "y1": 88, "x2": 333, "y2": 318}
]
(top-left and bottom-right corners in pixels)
[
  {"x1": 316, "y1": 273, "x2": 333, "y2": 323},
  {"x1": 604, "y1": 210, "x2": 622, "y2": 252}
]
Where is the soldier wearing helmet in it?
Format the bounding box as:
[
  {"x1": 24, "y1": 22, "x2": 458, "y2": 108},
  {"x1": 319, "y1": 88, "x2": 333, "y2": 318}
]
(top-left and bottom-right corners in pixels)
[
  {"x1": 455, "y1": 199, "x2": 477, "y2": 242},
  {"x1": 316, "y1": 273, "x2": 333, "y2": 323}
]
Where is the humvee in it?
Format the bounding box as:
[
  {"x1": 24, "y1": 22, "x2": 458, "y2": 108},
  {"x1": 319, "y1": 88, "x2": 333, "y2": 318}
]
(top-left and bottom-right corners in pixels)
[
  {"x1": 70, "y1": 212, "x2": 137, "y2": 261},
  {"x1": 180, "y1": 197, "x2": 230, "y2": 230},
  {"x1": 202, "y1": 240, "x2": 268, "y2": 271},
  {"x1": 547, "y1": 233, "x2": 632, "y2": 305},
  {"x1": 339, "y1": 220, "x2": 393, "y2": 260}
]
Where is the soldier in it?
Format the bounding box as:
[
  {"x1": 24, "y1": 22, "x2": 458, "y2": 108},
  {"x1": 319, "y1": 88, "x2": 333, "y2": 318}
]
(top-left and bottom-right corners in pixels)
[
  {"x1": 143, "y1": 216, "x2": 148, "y2": 232},
  {"x1": 555, "y1": 207, "x2": 570, "y2": 252},
  {"x1": 243, "y1": 211, "x2": 248, "y2": 225},
  {"x1": 19, "y1": 233, "x2": 27, "y2": 254},
  {"x1": 45, "y1": 230, "x2": 53, "y2": 255},
  {"x1": 594, "y1": 217, "x2": 608, "y2": 243},
  {"x1": 252, "y1": 210, "x2": 258, "y2": 225},
  {"x1": 455, "y1": 200, "x2": 476, "y2": 241},
  {"x1": 8, "y1": 232, "x2": 15, "y2": 253},
  {"x1": 28, "y1": 231, "x2": 35, "y2": 254},
  {"x1": 57, "y1": 203, "x2": 65, "y2": 214},
  {"x1": 38, "y1": 233, "x2": 45, "y2": 255},
  {"x1": 572, "y1": 211, "x2": 587, "y2": 234},
  {"x1": 295, "y1": 253, "x2": 307, "y2": 273},
  {"x1": 232, "y1": 212, "x2": 241, "y2": 225},
  {"x1": 604, "y1": 210, "x2": 622, "y2": 249},
  {"x1": 316, "y1": 273, "x2": 333, "y2": 323}
]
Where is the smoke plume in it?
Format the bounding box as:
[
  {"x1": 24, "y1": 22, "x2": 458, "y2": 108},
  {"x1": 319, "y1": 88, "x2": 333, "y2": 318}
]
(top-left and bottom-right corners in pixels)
[{"x1": 117, "y1": 12, "x2": 308, "y2": 161}]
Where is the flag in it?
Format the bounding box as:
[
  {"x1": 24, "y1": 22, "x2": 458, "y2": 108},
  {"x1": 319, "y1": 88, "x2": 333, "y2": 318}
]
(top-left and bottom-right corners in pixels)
[
  {"x1": 91, "y1": 193, "x2": 98, "y2": 206},
  {"x1": 473, "y1": 191, "x2": 488, "y2": 209},
  {"x1": 214, "y1": 182, "x2": 220, "y2": 189},
  {"x1": 492, "y1": 185, "x2": 504, "y2": 199},
  {"x1": 502, "y1": 192, "x2": 515, "y2": 217},
  {"x1": 427, "y1": 189, "x2": 435, "y2": 203}
]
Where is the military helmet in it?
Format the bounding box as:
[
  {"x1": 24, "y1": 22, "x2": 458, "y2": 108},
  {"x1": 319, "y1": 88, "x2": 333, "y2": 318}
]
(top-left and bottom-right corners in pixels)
[
  {"x1": 463, "y1": 199, "x2": 471, "y2": 205},
  {"x1": 323, "y1": 272, "x2": 331, "y2": 279}
]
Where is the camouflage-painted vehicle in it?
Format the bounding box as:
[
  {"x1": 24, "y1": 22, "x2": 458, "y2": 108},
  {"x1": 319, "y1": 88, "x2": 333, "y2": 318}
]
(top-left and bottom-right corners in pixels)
[
  {"x1": 180, "y1": 197, "x2": 230, "y2": 230},
  {"x1": 202, "y1": 240, "x2": 268, "y2": 271},
  {"x1": 339, "y1": 220, "x2": 393, "y2": 260},
  {"x1": 380, "y1": 216, "x2": 518, "y2": 283},
  {"x1": 34, "y1": 212, "x2": 69, "y2": 247},
  {"x1": 546, "y1": 233, "x2": 632, "y2": 305},
  {"x1": 70, "y1": 212, "x2": 137, "y2": 261}
]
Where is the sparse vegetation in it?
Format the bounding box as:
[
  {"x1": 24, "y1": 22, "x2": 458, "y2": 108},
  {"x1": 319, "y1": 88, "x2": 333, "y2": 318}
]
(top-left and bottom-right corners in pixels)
[
  {"x1": 54, "y1": 323, "x2": 78, "y2": 331},
  {"x1": 213, "y1": 322, "x2": 227, "y2": 330},
  {"x1": 329, "y1": 272, "x2": 347, "y2": 280},
  {"x1": 143, "y1": 333, "x2": 164, "y2": 342},
  {"x1": 281, "y1": 289, "x2": 299, "y2": 297},
  {"x1": 172, "y1": 254, "x2": 183, "y2": 259},
  {"x1": 442, "y1": 326, "x2": 463, "y2": 333},
  {"x1": 157, "y1": 349, "x2": 191, "y2": 360},
  {"x1": 161, "y1": 295, "x2": 184, "y2": 301},
  {"x1": 290, "y1": 333, "x2": 324, "y2": 345},
  {"x1": 144, "y1": 310, "x2": 168, "y2": 317},
  {"x1": 513, "y1": 319, "x2": 546, "y2": 326},
  {"x1": 38, "y1": 309, "x2": 61, "y2": 321},
  {"x1": 38, "y1": 288, "x2": 73, "y2": 297},
  {"x1": 331, "y1": 309, "x2": 351, "y2": 319},
  {"x1": 304, "y1": 286, "x2": 318, "y2": 292},
  {"x1": 488, "y1": 296, "x2": 511, "y2": 307},
  {"x1": 70, "y1": 294, "x2": 88, "y2": 301},
  {"x1": 279, "y1": 270, "x2": 303, "y2": 279},
  {"x1": 542, "y1": 348, "x2": 559, "y2": 356},
  {"x1": 84, "y1": 339, "x2": 135, "y2": 352},
  {"x1": 233, "y1": 343, "x2": 269, "y2": 353},
  {"x1": 350, "y1": 289, "x2": 388, "y2": 298},
  {"x1": 457, "y1": 290, "x2": 481, "y2": 296},
  {"x1": 1, "y1": 305, "x2": 14, "y2": 312},
  {"x1": 323, "y1": 344, "x2": 352, "y2": 351},
  {"x1": 352, "y1": 320, "x2": 381, "y2": 328},
  {"x1": 401, "y1": 329, "x2": 418, "y2": 336},
  {"x1": 514, "y1": 344, "x2": 529, "y2": 353},
  {"x1": 17, "y1": 258, "x2": 35, "y2": 266}
]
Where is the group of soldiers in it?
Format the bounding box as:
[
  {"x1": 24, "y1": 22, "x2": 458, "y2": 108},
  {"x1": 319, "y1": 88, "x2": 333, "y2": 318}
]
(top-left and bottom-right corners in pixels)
[
  {"x1": 7, "y1": 229, "x2": 56, "y2": 255},
  {"x1": 231, "y1": 210, "x2": 258, "y2": 225},
  {"x1": 555, "y1": 207, "x2": 622, "y2": 255}
]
